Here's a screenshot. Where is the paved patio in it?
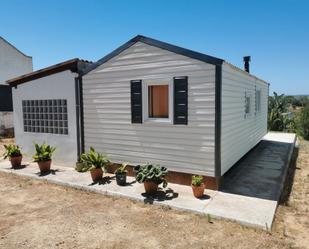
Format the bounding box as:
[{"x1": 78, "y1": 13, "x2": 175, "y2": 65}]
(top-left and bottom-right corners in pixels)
[{"x1": 0, "y1": 132, "x2": 296, "y2": 231}]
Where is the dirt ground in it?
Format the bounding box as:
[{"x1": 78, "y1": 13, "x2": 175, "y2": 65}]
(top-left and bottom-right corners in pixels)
[{"x1": 0, "y1": 139, "x2": 308, "y2": 249}]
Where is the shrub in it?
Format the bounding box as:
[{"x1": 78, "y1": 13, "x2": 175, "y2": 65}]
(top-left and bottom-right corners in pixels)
[
  {"x1": 80, "y1": 147, "x2": 109, "y2": 170},
  {"x1": 33, "y1": 143, "x2": 56, "y2": 162},
  {"x1": 268, "y1": 92, "x2": 288, "y2": 131},
  {"x1": 3, "y1": 144, "x2": 22, "y2": 159},
  {"x1": 298, "y1": 105, "x2": 309, "y2": 140},
  {"x1": 134, "y1": 164, "x2": 168, "y2": 188},
  {"x1": 192, "y1": 175, "x2": 203, "y2": 187}
]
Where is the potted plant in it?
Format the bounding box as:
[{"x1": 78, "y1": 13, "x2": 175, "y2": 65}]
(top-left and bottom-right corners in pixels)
[
  {"x1": 191, "y1": 175, "x2": 205, "y2": 198},
  {"x1": 75, "y1": 160, "x2": 90, "y2": 172},
  {"x1": 135, "y1": 164, "x2": 168, "y2": 194},
  {"x1": 114, "y1": 163, "x2": 128, "y2": 186},
  {"x1": 3, "y1": 144, "x2": 23, "y2": 168},
  {"x1": 80, "y1": 147, "x2": 109, "y2": 182},
  {"x1": 33, "y1": 143, "x2": 56, "y2": 173}
]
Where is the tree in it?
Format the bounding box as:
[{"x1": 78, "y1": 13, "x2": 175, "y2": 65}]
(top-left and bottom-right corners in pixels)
[
  {"x1": 299, "y1": 96, "x2": 309, "y2": 107},
  {"x1": 298, "y1": 105, "x2": 309, "y2": 140},
  {"x1": 268, "y1": 92, "x2": 288, "y2": 131}
]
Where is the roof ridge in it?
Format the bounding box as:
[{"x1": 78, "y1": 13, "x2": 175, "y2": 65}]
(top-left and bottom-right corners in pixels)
[{"x1": 82, "y1": 35, "x2": 224, "y2": 75}]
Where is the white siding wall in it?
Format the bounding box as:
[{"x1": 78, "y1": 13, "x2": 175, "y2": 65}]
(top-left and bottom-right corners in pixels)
[
  {"x1": 83, "y1": 42, "x2": 216, "y2": 176},
  {"x1": 221, "y1": 62, "x2": 268, "y2": 175},
  {"x1": 0, "y1": 37, "x2": 33, "y2": 85},
  {"x1": 12, "y1": 70, "x2": 78, "y2": 166}
]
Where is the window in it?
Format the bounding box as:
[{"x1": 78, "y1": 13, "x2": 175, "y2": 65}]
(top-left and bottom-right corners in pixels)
[
  {"x1": 148, "y1": 85, "x2": 169, "y2": 118},
  {"x1": 255, "y1": 89, "x2": 261, "y2": 113},
  {"x1": 245, "y1": 96, "x2": 251, "y2": 114},
  {"x1": 22, "y1": 99, "x2": 68, "y2": 135}
]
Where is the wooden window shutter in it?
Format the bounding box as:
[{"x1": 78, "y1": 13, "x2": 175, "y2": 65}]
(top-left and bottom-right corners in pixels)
[
  {"x1": 131, "y1": 80, "x2": 143, "y2": 123},
  {"x1": 174, "y1": 76, "x2": 188, "y2": 125}
]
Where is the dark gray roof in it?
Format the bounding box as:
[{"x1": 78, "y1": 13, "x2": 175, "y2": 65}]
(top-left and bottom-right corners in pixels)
[{"x1": 82, "y1": 35, "x2": 224, "y2": 75}]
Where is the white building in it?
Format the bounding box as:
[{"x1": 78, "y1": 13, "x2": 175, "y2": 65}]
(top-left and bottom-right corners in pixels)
[
  {"x1": 8, "y1": 35, "x2": 268, "y2": 189},
  {"x1": 7, "y1": 59, "x2": 91, "y2": 165},
  {"x1": 0, "y1": 37, "x2": 33, "y2": 133}
]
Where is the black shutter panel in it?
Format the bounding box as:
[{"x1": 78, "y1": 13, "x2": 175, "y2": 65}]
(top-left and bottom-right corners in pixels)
[
  {"x1": 131, "y1": 80, "x2": 143, "y2": 123},
  {"x1": 174, "y1": 76, "x2": 188, "y2": 125}
]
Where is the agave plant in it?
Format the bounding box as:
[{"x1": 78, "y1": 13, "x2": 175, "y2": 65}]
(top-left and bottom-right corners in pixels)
[
  {"x1": 134, "y1": 164, "x2": 168, "y2": 188},
  {"x1": 33, "y1": 143, "x2": 56, "y2": 162},
  {"x1": 3, "y1": 144, "x2": 22, "y2": 159},
  {"x1": 80, "y1": 147, "x2": 109, "y2": 171}
]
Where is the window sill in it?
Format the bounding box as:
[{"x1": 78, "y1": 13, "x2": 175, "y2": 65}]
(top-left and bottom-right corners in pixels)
[{"x1": 144, "y1": 118, "x2": 172, "y2": 124}]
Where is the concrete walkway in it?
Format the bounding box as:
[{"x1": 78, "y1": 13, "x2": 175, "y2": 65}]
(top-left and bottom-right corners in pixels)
[{"x1": 0, "y1": 132, "x2": 296, "y2": 231}]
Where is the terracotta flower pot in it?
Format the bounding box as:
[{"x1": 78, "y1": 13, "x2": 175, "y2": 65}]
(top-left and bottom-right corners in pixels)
[
  {"x1": 90, "y1": 168, "x2": 103, "y2": 182},
  {"x1": 192, "y1": 183, "x2": 205, "y2": 198},
  {"x1": 38, "y1": 160, "x2": 51, "y2": 173},
  {"x1": 10, "y1": 155, "x2": 22, "y2": 168},
  {"x1": 144, "y1": 181, "x2": 158, "y2": 194}
]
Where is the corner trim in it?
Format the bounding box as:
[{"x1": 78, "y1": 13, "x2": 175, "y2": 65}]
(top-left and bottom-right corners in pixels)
[
  {"x1": 74, "y1": 77, "x2": 82, "y2": 160},
  {"x1": 79, "y1": 76, "x2": 85, "y2": 154},
  {"x1": 215, "y1": 65, "x2": 222, "y2": 177},
  {"x1": 75, "y1": 76, "x2": 85, "y2": 159}
]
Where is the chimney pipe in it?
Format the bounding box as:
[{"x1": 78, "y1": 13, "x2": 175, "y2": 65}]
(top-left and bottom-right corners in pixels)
[{"x1": 243, "y1": 56, "x2": 251, "y2": 73}]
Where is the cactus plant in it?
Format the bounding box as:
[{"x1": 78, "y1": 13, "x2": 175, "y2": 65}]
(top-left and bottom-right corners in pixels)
[
  {"x1": 135, "y1": 164, "x2": 168, "y2": 188},
  {"x1": 191, "y1": 175, "x2": 205, "y2": 198}
]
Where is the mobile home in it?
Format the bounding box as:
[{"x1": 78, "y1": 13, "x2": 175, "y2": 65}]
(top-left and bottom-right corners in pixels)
[{"x1": 8, "y1": 35, "x2": 268, "y2": 189}]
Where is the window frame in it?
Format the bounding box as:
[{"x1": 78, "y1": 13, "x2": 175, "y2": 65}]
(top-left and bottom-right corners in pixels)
[
  {"x1": 255, "y1": 88, "x2": 261, "y2": 114},
  {"x1": 142, "y1": 79, "x2": 173, "y2": 124},
  {"x1": 22, "y1": 99, "x2": 69, "y2": 135},
  {"x1": 244, "y1": 91, "x2": 252, "y2": 118}
]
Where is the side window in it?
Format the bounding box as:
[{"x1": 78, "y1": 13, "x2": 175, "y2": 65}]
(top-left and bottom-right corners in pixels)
[
  {"x1": 255, "y1": 89, "x2": 261, "y2": 113},
  {"x1": 245, "y1": 96, "x2": 251, "y2": 114}
]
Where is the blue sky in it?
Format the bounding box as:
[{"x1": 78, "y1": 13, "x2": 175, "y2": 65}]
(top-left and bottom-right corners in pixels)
[{"x1": 1, "y1": 0, "x2": 308, "y2": 95}]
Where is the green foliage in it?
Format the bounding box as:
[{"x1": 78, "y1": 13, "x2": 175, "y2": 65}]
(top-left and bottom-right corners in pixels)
[
  {"x1": 297, "y1": 105, "x2": 309, "y2": 140},
  {"x1": 192, "y1": 175, "x2": 203, "y2": 187},
  {"x1": 134, "y1": 164, "x2": 168, "y2": 188},
  {"x1": 114, "y1": 163, "x2": 128, "y2": 174},
  {"x1": 33, "y1": 143, "x2": 56, "y2": 162},
  {"x1": 80, "y1": 147, "x2": 109, "y2": 170},
  {"x1": 299, "y1": 96, "x2": 309, "y2": 107},
  {"x1": 3, "y1": 144, "x2": 22, "y2": 159},
  {"x1": 268, "y1": 92, "x2": 288, "y2": 131},
  {"x1": 75, "y1": 161, "x2": 90, "y2": 172}
]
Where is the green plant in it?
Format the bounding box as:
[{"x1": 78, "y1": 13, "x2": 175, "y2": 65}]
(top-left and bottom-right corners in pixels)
[
  {"x1": 75, "y1": 161, "x2": 90, "y2": 172},
  {"x1": 134, "y1": 164, "x2": 168, "y2": 188},
  {"x1": 80, "y1": 147, "x2": 109, "y2": 171},
  {"x1": 298, "y1": 105, "x2": 309, "y2": 140},
  {"x1": 33, "y1": 143, "x2": 56, "y2": 162},
  {"x1": 3, "y1": 144, "x2": 22, "y2": 159},
  {"x1": 268, "y1": 92, "x2": 288, "y2": 131},
  {"x1": 192, "y1": 175, "x2": 203, "y2": 187},
  {"x1": 115, "y1": 163, "x2": 128, "y2": 174}
]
